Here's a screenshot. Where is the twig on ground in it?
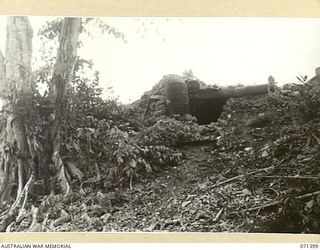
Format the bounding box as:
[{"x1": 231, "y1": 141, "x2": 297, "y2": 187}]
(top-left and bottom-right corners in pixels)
[
  {"x1": 231, "y1": 189, "x2": 320, "y2": 215},
  {"x1": 95, "y1": 163, "x2": 101, "y2": 181},
  {"x1": 213, "y1": 208, "x2": 224, "y2": 222},
  {"x1": 312, "y1": 134, "x2": 320, "y2": 144},
  {"x1": 252, "y1": 175, "x2": 320, "y2": 180},
  {"x1": 212, "y1": 159, "x2": 285, "y2": 188},
  {"x1": 264, "y1": 188, "x2": 280, "y2": 200},
  {"x1": 129, "y1": 176, "x2": 133, "y2": 190},
  {"x1": 295, "y1": 190, "x2": 320, "y2": 200}
]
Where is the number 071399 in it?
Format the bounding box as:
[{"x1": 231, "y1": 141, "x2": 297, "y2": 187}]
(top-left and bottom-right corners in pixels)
[{"x1": 300, "y1": 244, "x2": 319, "y2": 248}]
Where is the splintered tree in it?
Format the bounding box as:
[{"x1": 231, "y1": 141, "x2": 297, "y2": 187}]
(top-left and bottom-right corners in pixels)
[{"x1": 0, "y1": 17, "x2": 81, "y2": 230}]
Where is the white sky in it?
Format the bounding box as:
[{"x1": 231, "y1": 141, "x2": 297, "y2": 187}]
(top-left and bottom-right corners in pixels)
[{"x1": 1, "y1": 17, "x2": 320, "y2": 103}]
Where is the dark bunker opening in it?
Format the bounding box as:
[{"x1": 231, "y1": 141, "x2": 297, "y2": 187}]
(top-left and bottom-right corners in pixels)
[{"x1": 189, "y1": 95, "x2": 228, "y2": 125}]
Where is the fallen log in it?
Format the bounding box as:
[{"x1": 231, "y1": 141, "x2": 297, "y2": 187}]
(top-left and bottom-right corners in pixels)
[{"x1": 188, "y1": 84, "x2": 269, "y2": 100}]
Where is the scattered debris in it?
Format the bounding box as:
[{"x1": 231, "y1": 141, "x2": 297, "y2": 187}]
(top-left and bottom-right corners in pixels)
[{"x1": 2, "y1": 75, "x2": 320, "y2": 233}]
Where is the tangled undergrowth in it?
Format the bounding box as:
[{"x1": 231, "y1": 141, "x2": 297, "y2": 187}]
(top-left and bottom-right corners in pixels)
[
  {"x1": 214, "y1": 91, "x2": 320, "y2": 233},
  {"x1": 1, "y1": 79, "x2": 320, "y2": 233}
]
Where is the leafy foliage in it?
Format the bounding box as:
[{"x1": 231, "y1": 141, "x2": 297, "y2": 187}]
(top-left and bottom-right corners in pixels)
[
  {"x1": 142, "y1": 115, "x2": 218, "y2": 146},
  {"x1": 65, "y1": 118, "x2": 182, "y2": 188},
  {"x1": 288, "y1": 75, "x2": 320, "y2": 122},
  {"x1": 39, "y1": 18, "x2": 126, "y2": 45},
  {"x1": 33, "y1": 17, "x2": 171, "y2": 189}
]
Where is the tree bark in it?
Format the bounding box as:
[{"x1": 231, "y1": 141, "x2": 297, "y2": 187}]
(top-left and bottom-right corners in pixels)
[
  {"x1": 0, "y1": 17, "x2": 81, "y2": 232},
  {"x1": 0, "y1": 50, "x2": 5, "y2": 93},
  {"x1": 48, "y1": 18, "x2": 81, "y2": 194},
  {"x1": 0, "y1": 17, "x2": 33, "y2": 205},
  {"x1": 5, "y1": 17, "x2": 33, "y2": 93}
]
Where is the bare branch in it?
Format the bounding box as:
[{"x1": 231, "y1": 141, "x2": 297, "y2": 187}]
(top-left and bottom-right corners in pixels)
[{"x1": 212, "y1": 159, "x2": 286, "y2": 188}]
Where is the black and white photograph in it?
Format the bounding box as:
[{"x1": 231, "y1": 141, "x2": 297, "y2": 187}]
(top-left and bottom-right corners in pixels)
[{"x1": 0, "y1": 16, "x2": 320, "y2": 233}]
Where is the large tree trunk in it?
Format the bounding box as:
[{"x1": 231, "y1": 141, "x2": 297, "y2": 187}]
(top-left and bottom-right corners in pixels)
[
  {"x1": 0, "y1": 17, "x2": 35, "y2": 232},
  {"x1": 0, "y1": 17, "x2": 81, "y2": 231},
  {"x1": 48, "y1": 18, "x2": 81, "y2": 194},
  {"x1": 0, "y1": 17, "x2": 33, "y2": 205}
]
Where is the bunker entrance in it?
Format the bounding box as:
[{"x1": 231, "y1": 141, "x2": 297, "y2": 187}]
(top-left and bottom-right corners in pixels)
[
  {"x1": 163, "y1": 75, "x2": 271, "y2": 125},
  {"x1": 189, "y1": 96, "x2": 228, "y2": 125}
]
